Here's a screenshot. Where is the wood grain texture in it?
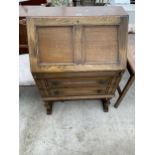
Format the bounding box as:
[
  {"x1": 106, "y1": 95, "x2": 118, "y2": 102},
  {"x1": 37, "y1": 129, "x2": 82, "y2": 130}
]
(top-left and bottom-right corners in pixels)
[
  {"x1": 33, "y1": 71, "x2": 119, "y2": 79},
  {"x1": 83, "y1": 26, "x2": 118, "y2": 64},
  {"x1": 73, "y1": 25, "x2": 83, "y2": 64},
  {"x1": 27, "y1": 15, "x2": 128, "y2": 73},
  {"x1": 117, "y1": 16, "x2": 129, "y2": 68},
  {"x1": 37, "y1": 26, "x2": 74, "y2": 64},
  {"x1": 40, "y1": 76, "x2": 112, "y2": 89},
  {"x1": 43, "y1": 95, "x2": 114, "y2": 101},
  {"x1": 34, "y1": 71, "x2": 120, "y2": 99},
  {"x1": 30, "y1": 16, "x2": 121, "y2": 26}
]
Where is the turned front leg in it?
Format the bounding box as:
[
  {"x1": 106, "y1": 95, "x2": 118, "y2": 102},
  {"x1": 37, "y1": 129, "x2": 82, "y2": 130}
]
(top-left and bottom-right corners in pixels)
[{"x1": 44, "y1": 101, "x2": 53, "y2": 115}]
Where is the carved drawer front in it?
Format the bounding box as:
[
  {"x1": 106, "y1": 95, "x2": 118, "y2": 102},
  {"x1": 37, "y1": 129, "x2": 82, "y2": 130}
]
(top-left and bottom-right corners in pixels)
[
  {"x1": 46, "y1": 77, "x2": 112, "y2": 89},
  {"x1": 34, "y1": 71, "x2": 121, "y2": 97},
  {"x1": 35, "y1": 77, "x2": 120, "y2": 98},
  {"x1": 49, "y1": 87, "x2": 107, "y2": 97}
]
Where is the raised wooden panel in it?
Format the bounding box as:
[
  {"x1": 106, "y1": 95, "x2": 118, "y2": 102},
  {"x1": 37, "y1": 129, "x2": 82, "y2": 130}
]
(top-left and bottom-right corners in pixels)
[
  {"x1": 83, "y1": 26, "x2": 118, "y2": 64},
  {"x1": 37, "y1": 26, "x2": 74, "y2": 64}
]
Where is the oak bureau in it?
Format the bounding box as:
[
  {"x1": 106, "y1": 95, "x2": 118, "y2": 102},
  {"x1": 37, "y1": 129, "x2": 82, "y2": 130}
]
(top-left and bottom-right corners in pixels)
[{"x1": 23, "y1": 6, "x2": 128, "y2": 114}]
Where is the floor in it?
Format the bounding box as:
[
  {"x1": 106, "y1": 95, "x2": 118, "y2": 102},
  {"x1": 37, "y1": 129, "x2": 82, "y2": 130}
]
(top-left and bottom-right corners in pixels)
[{"x1": 19, "y1": 71, "x2": 135, "y2": 155}]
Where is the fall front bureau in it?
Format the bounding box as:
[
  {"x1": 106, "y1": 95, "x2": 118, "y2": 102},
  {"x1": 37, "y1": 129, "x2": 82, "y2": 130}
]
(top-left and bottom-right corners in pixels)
[{"x1": 24, "y1": 6, "x2": 128, "y2": 114}]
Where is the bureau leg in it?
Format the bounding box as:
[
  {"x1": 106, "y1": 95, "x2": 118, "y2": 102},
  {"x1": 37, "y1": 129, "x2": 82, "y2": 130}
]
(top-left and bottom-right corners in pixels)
[
  {"x1": 44, "y1": 101, "x2": 53, "y2": 115},
  {"x1": 102, "y1": 98, "x2": 110, "y2": 112}
]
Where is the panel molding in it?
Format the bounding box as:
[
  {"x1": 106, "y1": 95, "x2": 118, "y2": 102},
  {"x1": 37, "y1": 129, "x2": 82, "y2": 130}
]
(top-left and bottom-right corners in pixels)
[
  {"x1": 26, "y1": 16, "x2": 128, "y2": 73},
  {"x1": 29, "y1": 16, "x2": 121, "y2": 26}
]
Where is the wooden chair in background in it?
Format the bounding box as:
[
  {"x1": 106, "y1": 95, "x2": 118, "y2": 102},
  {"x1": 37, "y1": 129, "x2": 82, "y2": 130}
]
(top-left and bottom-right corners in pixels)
[{"x1": 114, "y1": 34, "x2": 135, "y2": 108}]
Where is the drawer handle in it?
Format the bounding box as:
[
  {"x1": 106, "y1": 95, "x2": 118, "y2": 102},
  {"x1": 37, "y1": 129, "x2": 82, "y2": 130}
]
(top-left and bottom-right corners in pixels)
[
  {"x1": 53, "y1": 90, "x2": 60, "y2": 95},
  {"x1": 51, "y1": 81, "x2": 60, "y2": 86},
  {"x1": 98, "y1": 80, "x2": 107, "y2": 85},
  {"x1": 97, "y1": 89, "x2": 103, "y2": 94}
]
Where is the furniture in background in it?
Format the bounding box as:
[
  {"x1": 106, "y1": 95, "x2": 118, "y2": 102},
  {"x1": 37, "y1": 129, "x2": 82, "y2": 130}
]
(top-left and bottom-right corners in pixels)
[
  {"x1": 114, "y1": 34, "x2": 135, "y2": 108},
  {"x1": 93, "y1": 0, "x2": 108, "y2": 6},
  {"x1": 80, "y1": 0, "x2": 95, "y2": 6},
  {"x1": 19, "y1": 0, "x2": 47, "y2": 54},
  {"x1": 130, "y1": 0, "x2": 135, "y2": 4},
  {"x1": 19, "y1": 0, "x2": 47, "y2": 5},
  {"x1": 19, "y1": 17, "x2": 28, "y2": 54},
  {"x1": 23, "y1": 6, "x2": 128, "y2": 114},
  {"x1": 73, "y1": 0, "x2": 109, "y2": 6}
]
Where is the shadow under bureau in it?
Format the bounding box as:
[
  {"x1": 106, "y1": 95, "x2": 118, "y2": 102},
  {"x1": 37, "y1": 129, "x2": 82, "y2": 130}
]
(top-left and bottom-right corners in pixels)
[{"x1": 23, "y1": 6, "x2": 128, "y2": 114}]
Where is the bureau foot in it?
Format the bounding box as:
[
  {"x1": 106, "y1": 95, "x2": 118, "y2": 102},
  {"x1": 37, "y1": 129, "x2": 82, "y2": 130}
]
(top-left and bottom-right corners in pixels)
[
  {"x1": 102, "y1": 98, "x2": 110, "y2": 112},
  {"x1": 44, "y1": 101, "x2": 53, "y2": 115}
]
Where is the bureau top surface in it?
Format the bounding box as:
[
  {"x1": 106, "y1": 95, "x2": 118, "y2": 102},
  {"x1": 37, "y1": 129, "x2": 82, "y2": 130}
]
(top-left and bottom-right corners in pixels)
[{"x1": 19, "y1": 6, "x2": 128, "y2": 17}]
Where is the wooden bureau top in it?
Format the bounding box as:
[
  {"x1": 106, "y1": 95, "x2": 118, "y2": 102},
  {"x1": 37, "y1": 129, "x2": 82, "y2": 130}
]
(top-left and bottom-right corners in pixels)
[{"x1": 19, "y1": 6, "x2": 128, "y2": 17}]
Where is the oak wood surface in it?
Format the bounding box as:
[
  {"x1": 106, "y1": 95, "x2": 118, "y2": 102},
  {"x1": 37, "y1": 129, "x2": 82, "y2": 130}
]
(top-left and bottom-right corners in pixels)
[
  {"x1": 43, "y1": 95, "x2": 114, "y2": 101},
  {"x1": 38, "y1": 76, "x2": 112, "y2": 89},
  {"x1": 38, "y1": 26, "x2": 74, "y2": 63},
  {"x1": 25, "y1": 6, "x2": 128, "y2": 114},
  {"x1": 27, "y1": 16, "x2": 128, "y2": 73},
  {"x1": 84, "y1": 26, "x2": 118, "y2": 64}
]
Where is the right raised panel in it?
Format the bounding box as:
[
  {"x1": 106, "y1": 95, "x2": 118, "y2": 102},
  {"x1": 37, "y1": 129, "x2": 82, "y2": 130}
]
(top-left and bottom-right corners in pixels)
[{"x1": 83, "y1": 26, "x2": 119, "y2": 64}]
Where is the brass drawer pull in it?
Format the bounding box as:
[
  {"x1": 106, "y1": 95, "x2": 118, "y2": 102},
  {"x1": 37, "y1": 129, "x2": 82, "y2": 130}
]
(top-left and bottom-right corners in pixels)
[
  {"x1": 53, "y1": 90, "x2": 60, "y2": 95},
  {"x1": 51, "y1": 81, "x2": 60, "y2": 86},
  {"x1": 98, "y1": 80, "x2": 107, "y2": 85},
  {"x1": 97, "y1": 89, "x2": 102, "y2": 94}
]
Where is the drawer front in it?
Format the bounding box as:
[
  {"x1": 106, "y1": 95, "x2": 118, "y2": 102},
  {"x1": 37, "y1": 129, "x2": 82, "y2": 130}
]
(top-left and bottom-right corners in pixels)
[
  {"x1": 49, "y1": 87, "x2": 107, "y2": 97},
  {"x1": 34, "y1": 71, "x2": 118, "y2": 79},
  {"x1": 46, "y1": 77, "x2": 112, "y2": 89},
  {"x1": 35, "y1": 72, "x2": 122, "y2": 97}
]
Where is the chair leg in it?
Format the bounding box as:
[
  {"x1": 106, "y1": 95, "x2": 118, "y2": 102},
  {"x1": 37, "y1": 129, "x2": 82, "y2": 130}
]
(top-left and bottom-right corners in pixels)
[
  {"x1": 114, "y1": 75, "x2": 135, "y2": 108},
  {"x1": 102, "y1": 98, "x2": 111, "y2": 112},
  {"x1": 44, "y1": 101, "x2": 53, "y2": 115}
]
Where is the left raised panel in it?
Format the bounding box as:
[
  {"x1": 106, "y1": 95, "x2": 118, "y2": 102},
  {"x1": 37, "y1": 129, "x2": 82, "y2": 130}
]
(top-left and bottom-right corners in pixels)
[{"x1": 37, "y1": 26, "x2": 74, "y2": 64}]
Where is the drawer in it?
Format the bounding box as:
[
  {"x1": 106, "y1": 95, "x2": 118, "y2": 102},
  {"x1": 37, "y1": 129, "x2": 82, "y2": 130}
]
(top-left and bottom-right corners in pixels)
[
  {"x1": 44, "y1": 76, "x2": 112, "y2": 89},
  {"x1": 49, "y1": 87, "x2": 107, "y2": 97},
  {"x1": 35, "y1": 71, "x2": 121, "y2": 98},
  {"x1": 37, "y1": 75, "x2": 120, "y2": 97},
  {"x1": 33, "y1": 71, "x2": 118, "y2": 79}
]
